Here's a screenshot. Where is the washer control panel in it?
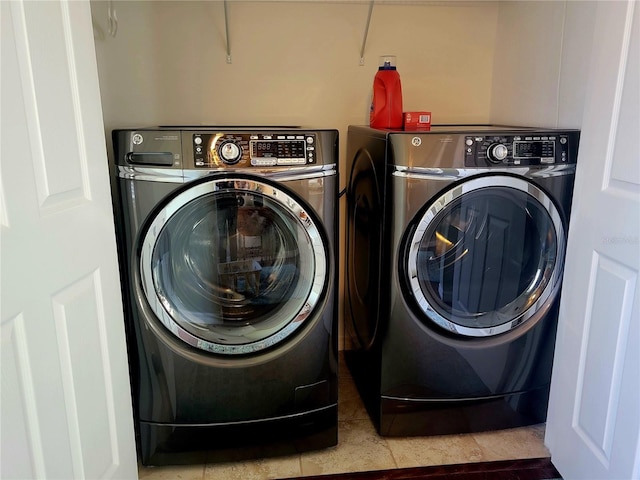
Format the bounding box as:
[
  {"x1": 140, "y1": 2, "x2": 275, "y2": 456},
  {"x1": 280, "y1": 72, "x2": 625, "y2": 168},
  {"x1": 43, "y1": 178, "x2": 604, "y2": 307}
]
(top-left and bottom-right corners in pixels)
[
  {"x1": 464, "y1": 133, "x2": 573, "y2": 167},
  {"x1": 193, "y1": 132, "x2": 316, "y2": 168}
]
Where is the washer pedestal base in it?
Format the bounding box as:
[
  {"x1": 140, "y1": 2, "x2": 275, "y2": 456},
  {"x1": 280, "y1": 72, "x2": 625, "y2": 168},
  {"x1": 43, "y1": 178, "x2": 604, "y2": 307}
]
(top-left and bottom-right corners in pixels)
[{"x1": 139, "y1": 404, "x2": 338, "y2": 466}]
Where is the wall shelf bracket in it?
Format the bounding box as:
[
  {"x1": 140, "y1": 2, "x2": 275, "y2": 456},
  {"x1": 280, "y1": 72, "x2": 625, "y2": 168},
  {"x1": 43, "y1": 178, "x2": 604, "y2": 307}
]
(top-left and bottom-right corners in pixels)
[
  {"x1": 224, "y1": 0, "x2": 232, "y2": 64},
  {"x1": 359, "y1": 1, "x2": 374, "y2": 65},
  {"x1": 107, "y1": 0, "x2": 118, "y2": 37}
]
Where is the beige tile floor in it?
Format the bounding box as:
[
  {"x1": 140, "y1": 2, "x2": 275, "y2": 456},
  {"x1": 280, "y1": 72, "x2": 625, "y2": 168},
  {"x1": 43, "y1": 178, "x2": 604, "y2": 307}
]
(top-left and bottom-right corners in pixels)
[{"x1": 138, "y1": 354, "x2": 550, "y2": 480}]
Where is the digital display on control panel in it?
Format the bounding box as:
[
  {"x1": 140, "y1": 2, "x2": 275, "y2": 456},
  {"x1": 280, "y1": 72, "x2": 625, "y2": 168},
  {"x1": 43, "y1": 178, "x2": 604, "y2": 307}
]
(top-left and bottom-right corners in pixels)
[
  {"x1": 253, "y1": 141, "x2": 276, "y2": 155},
  {"x1": 251, "y1": 140, "x2": 306, "y2": 159},
  {"x1": 513, "y1": 141, "x2": 555, "y2": 159}
]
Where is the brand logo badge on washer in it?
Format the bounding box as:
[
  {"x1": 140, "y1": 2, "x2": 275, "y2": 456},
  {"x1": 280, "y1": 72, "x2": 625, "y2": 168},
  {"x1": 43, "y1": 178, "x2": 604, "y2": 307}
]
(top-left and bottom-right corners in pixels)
[
  {"x1": 132, "y1": 133, "x2": 144, "y2": 145},
  {"x1": 411, "y1": 137, "x2": 422, "y2": 147}
]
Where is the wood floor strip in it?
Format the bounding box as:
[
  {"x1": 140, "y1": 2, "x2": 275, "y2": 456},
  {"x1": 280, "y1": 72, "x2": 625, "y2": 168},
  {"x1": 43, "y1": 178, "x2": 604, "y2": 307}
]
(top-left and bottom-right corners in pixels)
[{"x1": 293, "y1": 458, "x2": 561, "y2": 480}]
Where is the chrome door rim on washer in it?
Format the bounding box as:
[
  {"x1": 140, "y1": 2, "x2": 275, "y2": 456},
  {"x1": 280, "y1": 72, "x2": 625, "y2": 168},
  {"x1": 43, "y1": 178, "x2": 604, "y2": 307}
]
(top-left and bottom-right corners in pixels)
[
  {"x1": 139, "y1": 176, "x2": 328, "y2": 355},
  {"x1": 406, "y1": 175, "x2": 566, "y2": 337}
]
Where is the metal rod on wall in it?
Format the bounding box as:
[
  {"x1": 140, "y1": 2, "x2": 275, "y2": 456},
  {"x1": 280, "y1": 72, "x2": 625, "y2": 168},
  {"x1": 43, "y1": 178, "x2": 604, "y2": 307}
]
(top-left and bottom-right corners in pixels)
[
  {"x1": 224, "y1": 0, "x2": 232, "y2": 64},
  {"x1": 359, "y1": 0, "x2": 374, "y2": 65}
]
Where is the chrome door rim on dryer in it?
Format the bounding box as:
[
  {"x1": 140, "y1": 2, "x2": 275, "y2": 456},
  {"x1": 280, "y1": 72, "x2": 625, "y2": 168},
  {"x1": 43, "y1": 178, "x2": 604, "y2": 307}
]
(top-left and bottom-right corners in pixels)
[
  {"x1": 404, "y1": 174, "x2": 566, "y2": 337},
  {"x1": 139, "y1": 174, "x2": 329, "y2": 355}
]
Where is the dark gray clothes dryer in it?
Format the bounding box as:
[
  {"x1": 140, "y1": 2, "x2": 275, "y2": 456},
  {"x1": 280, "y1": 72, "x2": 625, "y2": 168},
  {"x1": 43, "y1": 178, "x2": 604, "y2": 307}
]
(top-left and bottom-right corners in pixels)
[
  {"x1": 111, "y1": 127, "x2": 339, "y2": 465},
  {"x1": 344, "y1": 125, "x2": 579, "y2": 436}
]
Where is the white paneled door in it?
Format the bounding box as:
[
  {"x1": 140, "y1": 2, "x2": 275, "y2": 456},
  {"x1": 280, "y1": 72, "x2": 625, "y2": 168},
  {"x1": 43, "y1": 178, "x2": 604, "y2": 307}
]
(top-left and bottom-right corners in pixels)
[
  {"x1": 1, "y1": 1, "x2": 137, "y2": 479},
  {"x1": 546, "y1": 1, "x2": 639, "y2": 479}
]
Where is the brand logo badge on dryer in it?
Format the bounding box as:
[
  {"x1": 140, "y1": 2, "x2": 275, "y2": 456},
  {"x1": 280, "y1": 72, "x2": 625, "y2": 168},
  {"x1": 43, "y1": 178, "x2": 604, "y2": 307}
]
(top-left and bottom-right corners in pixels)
[
  {"x1": 132, "y1": 133, "x2": 143, "y2": 145},
  {"x1": 411, "y1": 137, "x2": 422, "y2": 147}
]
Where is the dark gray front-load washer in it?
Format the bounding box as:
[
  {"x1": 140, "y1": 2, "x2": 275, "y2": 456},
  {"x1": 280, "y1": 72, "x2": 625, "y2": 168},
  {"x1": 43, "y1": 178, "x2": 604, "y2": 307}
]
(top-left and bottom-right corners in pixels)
[
  {"x1": 345, "y1": 125, "x2": 579, "y2": 436},
  {"x1": 111, "y1": 127, "x2": 338, "y2": 465}
]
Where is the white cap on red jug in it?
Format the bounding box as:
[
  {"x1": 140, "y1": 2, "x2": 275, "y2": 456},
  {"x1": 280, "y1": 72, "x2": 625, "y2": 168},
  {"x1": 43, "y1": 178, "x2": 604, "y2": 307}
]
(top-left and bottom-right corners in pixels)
[{"x1": 379, "y1": 55, "x2": 397, "y2": 69}]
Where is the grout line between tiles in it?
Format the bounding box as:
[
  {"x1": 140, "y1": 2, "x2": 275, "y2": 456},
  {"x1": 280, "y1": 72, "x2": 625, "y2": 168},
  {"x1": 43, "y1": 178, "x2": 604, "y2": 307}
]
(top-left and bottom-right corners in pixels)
[
  {"x1": 381, "y1": 436, "x2": 401, "y2": 471},
  {"x1": 297, "y1": 452, "x2": 304, "y2": 478}
]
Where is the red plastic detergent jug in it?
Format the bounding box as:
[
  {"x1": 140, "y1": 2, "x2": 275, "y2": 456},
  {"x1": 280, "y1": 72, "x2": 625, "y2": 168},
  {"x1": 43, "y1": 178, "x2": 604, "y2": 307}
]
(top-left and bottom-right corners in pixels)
[{"x1": 370, "y1": 55, "x2": 403, "y2": 129}]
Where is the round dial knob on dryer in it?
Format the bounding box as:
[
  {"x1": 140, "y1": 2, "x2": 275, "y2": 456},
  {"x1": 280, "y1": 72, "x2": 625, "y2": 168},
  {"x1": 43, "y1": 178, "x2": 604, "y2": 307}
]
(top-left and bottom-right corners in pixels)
[
  {"x1": 487, "y1": 143, "x2": 509, "y2": 163},
  {"x1": 218, "y1": 141, "x2": 243, "y2": 164}
]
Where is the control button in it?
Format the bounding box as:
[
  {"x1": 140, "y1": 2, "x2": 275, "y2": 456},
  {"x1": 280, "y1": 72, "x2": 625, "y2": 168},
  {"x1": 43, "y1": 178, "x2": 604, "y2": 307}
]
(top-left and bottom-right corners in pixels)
[
  {"x1": 296, "y1": 135, "x2": 304, "y2": 140},
  {"x1": 287, "y1": 135, "x2": 295, "y2": 139},
  {"x1": 541, "y1": 157, "x2": 554, "y2": 164},
  {"x1": 251, "y1": 158, "x2": 277, "y2": 166},
  {"x1": 277, "y1": 158, "x2": 306, "y2": 165},
  {"x1": 194, "y1": 137, "x2": 203, "y2": 145},
  {"x1": 306, "y1": 136, "x2": 314, "y2": 144},
  {"x1": 465, "y1": 138, "x2": 473, "y2": 146},
  {"x1": 467, "y1": 148, "x2": 472, "y2": 153},
  {"x1": 196, "y1": 146, "x2": 202, "y2": 153},
  {"x1": 277, "y1": 135, "x2": 286, "y2": 139},
  {"x1": 560, "y1": 137, "x2": 567, "y2": 144}
]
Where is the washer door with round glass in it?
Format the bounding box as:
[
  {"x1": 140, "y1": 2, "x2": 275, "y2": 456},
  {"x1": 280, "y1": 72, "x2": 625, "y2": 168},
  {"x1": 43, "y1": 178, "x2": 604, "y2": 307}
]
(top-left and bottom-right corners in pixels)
[
  {"x1": 139, "y1": 175, "x2": 329, "y2": 355},
  {"x1": 404, "y1": 175, "x2": 566, "y2": 337}
]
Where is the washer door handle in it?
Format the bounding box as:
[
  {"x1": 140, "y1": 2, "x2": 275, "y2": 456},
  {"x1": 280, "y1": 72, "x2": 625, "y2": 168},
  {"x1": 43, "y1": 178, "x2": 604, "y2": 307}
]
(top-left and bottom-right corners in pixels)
[{"x1": 126, "y1": 152, "x2": 174, "y2": 166}]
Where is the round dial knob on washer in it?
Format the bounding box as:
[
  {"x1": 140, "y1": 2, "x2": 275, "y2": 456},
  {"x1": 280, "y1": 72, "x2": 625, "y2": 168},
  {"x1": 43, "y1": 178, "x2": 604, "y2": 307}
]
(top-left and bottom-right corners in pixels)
[
  {"x1": 487, "y1": 143, "x2": 509, "y2": 163},
  {"x1": 218, "y1": 141, "x2": 242, "y2": 164}
]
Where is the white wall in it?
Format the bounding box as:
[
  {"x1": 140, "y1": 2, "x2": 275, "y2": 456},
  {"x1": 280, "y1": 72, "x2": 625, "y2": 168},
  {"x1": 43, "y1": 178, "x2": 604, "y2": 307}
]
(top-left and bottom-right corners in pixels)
[
  {"x1": 556, "y1": 1, "x2": 598, "y2": 127},
  {"x1": 92, "y1": 0, "x2": 603, "y2": 160},
  {"x1": 489, "y1": 1, "x2": 597, "y2": 128}
]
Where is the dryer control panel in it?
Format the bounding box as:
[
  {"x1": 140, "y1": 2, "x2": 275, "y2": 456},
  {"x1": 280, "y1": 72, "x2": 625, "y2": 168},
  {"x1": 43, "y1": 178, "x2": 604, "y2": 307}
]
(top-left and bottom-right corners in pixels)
[{"x1": 464, "y1": 133, "x2": 576, "y2": 167}]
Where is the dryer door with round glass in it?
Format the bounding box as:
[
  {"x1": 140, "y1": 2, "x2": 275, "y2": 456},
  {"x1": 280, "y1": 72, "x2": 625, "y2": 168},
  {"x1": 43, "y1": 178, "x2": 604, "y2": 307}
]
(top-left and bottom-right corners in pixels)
[
  {"x1": 404, "y1": 175, "x2": 566, "y2": 337},
  {"x1": 346, "y1": 150, "x2": 384, "y2": 350},
  {"x1": 139, "y1": 175, "x2": 329, "y2": 355}
]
